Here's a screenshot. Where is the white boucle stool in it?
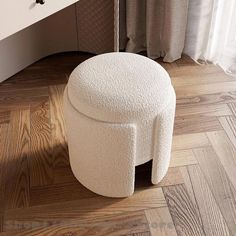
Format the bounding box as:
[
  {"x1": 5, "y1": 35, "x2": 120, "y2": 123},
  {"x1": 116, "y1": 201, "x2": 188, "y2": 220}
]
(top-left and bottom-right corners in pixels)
[{"x1": 64, "y1": 52, "x2": 176, "y2": 198}]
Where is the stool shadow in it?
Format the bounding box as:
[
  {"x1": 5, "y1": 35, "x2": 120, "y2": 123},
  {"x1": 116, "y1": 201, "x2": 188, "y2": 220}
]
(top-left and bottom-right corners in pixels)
[{"x1": 1, "y1": 145, "x2": 154, "y2": 232}]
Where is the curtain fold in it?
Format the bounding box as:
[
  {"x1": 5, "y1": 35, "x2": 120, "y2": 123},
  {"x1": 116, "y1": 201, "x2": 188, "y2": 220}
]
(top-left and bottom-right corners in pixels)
[
  {"x1": 184, "y1": 0, "x2": 236, "y2": 75},
  {"x1": 119, "y1": 0, "x2": 189, "y2": 62},
  {"x1": 120, "y1": 0, "x2": 236, "y2": 75},
  {"x1": 183, "y1": 0, "x2": 215, "y2": 59}
]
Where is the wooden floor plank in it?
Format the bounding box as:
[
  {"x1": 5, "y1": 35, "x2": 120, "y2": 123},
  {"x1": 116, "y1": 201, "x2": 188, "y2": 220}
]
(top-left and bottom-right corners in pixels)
[
  {"x1": 51, "y1": 166, "x2": 77, "y2": 184},
  {"x1": 49, "y1": 85, "x2": 69, "y2": 169},
  {"x1": 174, "y1": 115, "x2": 222, "y2": 135},
  {"x1": 0, "y1": 96, "x2": 49, "y2": 113},
  {"x1": 176, "y1": 103, "x2": 232, "y2": 117},
  {"x1": 0, "y1": 112, "x2": 10, "y2": 124},
  {"x1": 207, "y1": 131, "x2": 236, "y2": 191},
  {"x1": 179, "y1": 166, "x2": 199, "y2": 207},
  {"x1": 168, "y1": 63, "x2": 222, "y2": 77},
  {"x1": 0, "y1": 124, "x2": 9, "y2": 232},
  {"x1": 29, "y1": 181, "x2": 97, "y2": 206},
  {"x1": 125, "y1": 232, "x2": 151, "y2": 236},
  {"x1": 172, "y1": 133, "x2": 210, "y2": 151},
  {"x1": 0, "y1": 215, "x2": 3, "y2": 233},
  {"x1": 219, "y1": 116, "x2": 236, "y2": 149},
  {"x1": 228, "y1": 103, "x2": 236, "y2": 117},
  {"x1": 188, "y1": 165, "x2": 231, "y2": 236},
  {"x1": 29, "y1": 100, "x2": 53, "y2": 187},
  {"x1": 194, "y1": 147, "x2": 236, "y2": 234},
  {"x1": 170, "y1": 150, "x2": 197, "y2": 168},
  {"x1": 0, "y1": 87, "x2": 48, "y2": 100},
  {"x1": 145, "y1": 207, "x2": 177, "y2": 236},
  {"x1": 4, "y1": 110, "x2": 30, "y2": 210},
  {"x1": 171, "y1": 69, "x2": 235, "y2": 87},
  {"x1": 175, "y1": 81, "x2": 236, "y2": 98},
  {"x1": 2, "y1": 211, "x2": 150, "y2": 236},
  {"x1": 157, "y1": 168, "x2": 184, "y2": 188},
  {"x1": 4, "y1": 188, "x2": 166, "y2": 231},
  {"x1": 0, "y1": 87, "x2": 49, "y2": 112},
  {"x1": 163, "y1": 184, "x2": 205, "y2": 236},
  {"x1": 176, "y1": 92, "x2": 236, "y2": 107}
]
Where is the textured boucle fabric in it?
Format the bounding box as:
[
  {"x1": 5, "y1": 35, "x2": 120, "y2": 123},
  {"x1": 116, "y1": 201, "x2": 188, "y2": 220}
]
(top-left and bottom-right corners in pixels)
[
  {"x1": 64, "y1": 88, "x2": 136, "y2": 197},
  {"x1": 64, "y1": 52, "x2": 176, "y2": 197},
  {"x1": 68, "y1": 52, "x2": 172, "y2": 122}
]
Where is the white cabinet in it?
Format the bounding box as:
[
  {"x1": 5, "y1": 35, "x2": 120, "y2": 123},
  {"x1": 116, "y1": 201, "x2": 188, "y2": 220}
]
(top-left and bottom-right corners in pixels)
[
  {"x1": 0, "y1": 0, "x2": 76, "y2": 40},
  {"x1": 0, "y1": 0, "x2": 117, "y2": 82}
]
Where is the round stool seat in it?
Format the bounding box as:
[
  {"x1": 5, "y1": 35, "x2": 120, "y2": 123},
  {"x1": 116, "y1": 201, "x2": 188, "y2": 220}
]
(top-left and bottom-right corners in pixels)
[
  {"x1": 64, "y1": 52, "x2": 176, "y2": 198},
  {"x1": 68, "y1": 53, "x2": 172, "y2": 122}
]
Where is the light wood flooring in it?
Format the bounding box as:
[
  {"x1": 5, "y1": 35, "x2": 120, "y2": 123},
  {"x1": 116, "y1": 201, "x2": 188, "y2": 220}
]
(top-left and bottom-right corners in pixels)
[{"x1": 0, "y1": 52, "x2": 236, "y2": 235}]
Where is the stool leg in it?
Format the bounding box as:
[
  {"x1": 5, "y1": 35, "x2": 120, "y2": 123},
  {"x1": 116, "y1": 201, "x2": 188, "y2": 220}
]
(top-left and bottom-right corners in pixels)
[
  {"x1": 151, "y1": 90, "x2": 176, "y2": 184},
  {"x1": 64, "y1": 90, "x2": 137, "y2": 197}
]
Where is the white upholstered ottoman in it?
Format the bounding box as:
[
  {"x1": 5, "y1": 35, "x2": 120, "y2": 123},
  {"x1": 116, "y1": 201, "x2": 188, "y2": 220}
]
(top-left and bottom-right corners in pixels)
[{"x1": 64, "y1": 52, "x2": 176, "y2": 198}]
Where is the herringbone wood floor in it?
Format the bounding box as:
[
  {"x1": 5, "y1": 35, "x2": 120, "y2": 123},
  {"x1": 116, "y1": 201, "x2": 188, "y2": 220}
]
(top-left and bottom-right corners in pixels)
[{"x1": 0, "y1": 52, "x2": 236, "y2": 235}]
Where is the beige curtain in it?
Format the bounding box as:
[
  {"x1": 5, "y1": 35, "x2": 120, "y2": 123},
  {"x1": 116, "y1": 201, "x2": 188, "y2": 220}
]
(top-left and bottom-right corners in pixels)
[{"x1": 119, "y1": 0, "x2": 189, "y2": 62}]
